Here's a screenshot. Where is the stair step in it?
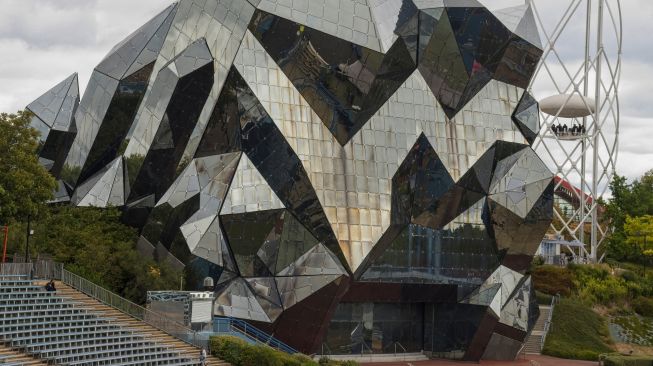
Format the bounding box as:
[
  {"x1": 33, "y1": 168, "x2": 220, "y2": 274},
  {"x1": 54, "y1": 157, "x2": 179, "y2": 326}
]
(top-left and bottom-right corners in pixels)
[{"x1": 0, "y1": 280, "x2": 229, "y2": 365}]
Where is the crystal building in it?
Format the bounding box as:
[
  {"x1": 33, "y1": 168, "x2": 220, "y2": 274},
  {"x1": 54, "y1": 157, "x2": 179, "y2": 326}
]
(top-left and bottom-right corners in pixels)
[{"x1": 27, "y1": 0, "x2": 553, "y2": 360}]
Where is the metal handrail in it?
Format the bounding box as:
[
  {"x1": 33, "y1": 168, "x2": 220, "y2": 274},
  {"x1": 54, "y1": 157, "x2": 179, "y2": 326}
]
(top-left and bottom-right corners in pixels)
[
  {"x1": 360, "y1": 340, "x2": 373, "y2": 355},
  {"x1": 60, "y1": 268, "x2": 207, "y2": 349},
  {"x1": 540, "y1": 293, "x2": 559, "y2": 350},
  {"x1": 394, "y1": 342, "x2": 408, "y2": 356},
  {"x1": 320, "y1": 342, "x2": 332, "y2": 356},
  {"x1": 216, "y1": 316, "x2": 298, "y2": 354},
  {"x1": 0, "y1": 263, "x2": 33, "y2": 276}
]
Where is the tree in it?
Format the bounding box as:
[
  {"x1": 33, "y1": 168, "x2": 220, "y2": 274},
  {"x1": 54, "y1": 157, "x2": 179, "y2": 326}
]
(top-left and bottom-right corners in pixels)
[
  {"x1": 605, "y1": 171, "x2": 653, "y2": 261},
  {"x1": 0, "y1": 111, "x2": 56, "y2": 224},
  {"x1": 8, "y1": 206, "x2": 181, "y2": 304},
  {"x1": 624, "y1": 215, "x2": 653, "y2": 257}
]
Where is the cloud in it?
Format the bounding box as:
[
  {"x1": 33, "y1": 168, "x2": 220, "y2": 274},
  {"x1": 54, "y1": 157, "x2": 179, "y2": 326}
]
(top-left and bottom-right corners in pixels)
[
  {"x1": 0, "y1": 0, "x2": 97, "y2": 48},
  {"x1": 0, "y1": 0, "x2": 169, "y2": 114}
]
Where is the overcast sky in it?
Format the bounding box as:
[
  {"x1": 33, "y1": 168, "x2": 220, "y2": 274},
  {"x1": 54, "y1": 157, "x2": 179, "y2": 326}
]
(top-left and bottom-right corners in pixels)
[{"x1": 0, "y1": 0, "x2": 651, "y2": 185}]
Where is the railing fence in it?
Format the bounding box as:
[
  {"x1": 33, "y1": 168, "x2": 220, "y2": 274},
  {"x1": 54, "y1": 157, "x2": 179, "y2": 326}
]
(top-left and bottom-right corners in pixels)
[
  {"x1": 540, "y1": 294, "x2": 559, "y2": 350},
  {"x1": 0, "y1": 262, "x2": 32, "y2": 276},
  {"x1": 215, "y1": 316, "x2": 298, "y2": 354},
  {"x1": 60, "y1": 268, "x2": 208, "y2": 349}
]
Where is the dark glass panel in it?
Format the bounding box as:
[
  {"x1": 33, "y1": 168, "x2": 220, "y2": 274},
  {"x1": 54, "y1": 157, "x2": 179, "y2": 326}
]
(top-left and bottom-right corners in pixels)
[
  {"x1": 417, "y1": 8, "x2": 470, "y2": 118},
  {"x1": 77, "y1": 62, "x2": 155, "y2": 184},
  {"x1": 249, "y1": 10, "x2": 415, "y2": 145},
  {"x1": 424, "y1": 303, "x2": 487, "y2": 359},
  {"x1": 38, "y1": 129, "x2": 77, "y2": 178},
  {"x1": 493, "y1": 35, "x2": 543, "y2": 89},
  {"x1": 511, "y1": 91, "x2": 540, "y2": 145},
  {"x1": 128, "y1": 62, "x2": 214, "y2": 201},
  {"x1": 360, "y1": 223, "x2": 499, "y2": 285},
  {"x1": 391, "y1": 133, "x2": 455, "y2": 227},
  {"x1": 220, "y1": 209, "x2": 284, "y2": 277}
]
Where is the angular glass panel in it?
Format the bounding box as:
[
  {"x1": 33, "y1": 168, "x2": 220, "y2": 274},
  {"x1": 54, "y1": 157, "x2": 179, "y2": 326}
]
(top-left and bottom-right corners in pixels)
[
  {"x1": 128, "y1": 39, "x2": 215, "y2": 202},
  {"x1": 512, "y1": 91, "x2": 540, "y2": 145}
]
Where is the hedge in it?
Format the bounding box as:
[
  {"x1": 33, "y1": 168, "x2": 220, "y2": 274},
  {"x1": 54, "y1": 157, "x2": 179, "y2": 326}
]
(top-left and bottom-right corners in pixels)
[
  {"x1": 209, "y1": 336, "x2": 359, "y2": 366},
  {"x1": 603, "y1": 354, "x2": 653, "y2": 366}
]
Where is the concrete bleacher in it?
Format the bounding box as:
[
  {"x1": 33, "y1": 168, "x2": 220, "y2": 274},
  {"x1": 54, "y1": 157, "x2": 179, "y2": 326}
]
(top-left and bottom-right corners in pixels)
[{"x1": 0, "y1": 275, "x2": 228, "y2": 365}]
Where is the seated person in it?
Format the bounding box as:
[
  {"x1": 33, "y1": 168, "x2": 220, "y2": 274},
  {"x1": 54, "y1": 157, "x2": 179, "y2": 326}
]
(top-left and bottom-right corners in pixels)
[{"x1": 44, "y1": 279, "x2": 56, "y2": 292}]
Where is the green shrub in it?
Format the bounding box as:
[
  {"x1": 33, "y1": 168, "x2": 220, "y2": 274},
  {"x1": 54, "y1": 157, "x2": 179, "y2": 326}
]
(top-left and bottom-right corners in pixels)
[
  {"x1": 210, "y1": 335, "x2": 339, "y2": 366},
  {"x1": 577, "y1": 275, "x2": 628, "y2": 305},
  {"x1": 532, "y1": 255, "x2": 545, "y2": 267},
  {"x1": 210, "y1": 336, "x2": 250, "y2": 365},
  {"x1": 603, "y1": 354, "x2": 653, "y2": 366},
  {"x1": 315, "y1": 357, "x2": 359, "y2": 366},
  {"x1": 571, "y1": 264, "x2": 629, "y2": 305},
  {"x1": 531, "y1": 265, "x2": 575, "y2": 296},
  {"x1": 240, "y1": 345, "x2": 284, "y2": 366},
  {"x1": 622, "y1": 270, "x2": 638, "y2": 282},
  {"x1": 632, "y1": 297, "x2": 653, "y2": 317}
]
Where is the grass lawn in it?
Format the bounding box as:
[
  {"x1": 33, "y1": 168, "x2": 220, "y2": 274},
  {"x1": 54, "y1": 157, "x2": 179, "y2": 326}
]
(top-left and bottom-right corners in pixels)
[{"x1": 542, "y1": 298, "x2": 615, "y2": 361}]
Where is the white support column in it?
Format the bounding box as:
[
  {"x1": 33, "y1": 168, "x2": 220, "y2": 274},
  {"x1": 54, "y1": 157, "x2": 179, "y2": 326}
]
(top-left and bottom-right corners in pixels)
[{"x1": 530, "y1": 0, "x2": 622, "y2": 263}]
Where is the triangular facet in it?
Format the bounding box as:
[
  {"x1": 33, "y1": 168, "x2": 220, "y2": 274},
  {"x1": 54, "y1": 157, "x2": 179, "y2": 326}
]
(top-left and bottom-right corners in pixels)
[
  {"x1": 512, "y1": 92, "x2": 540, "y2": 145},
  {"x1": 245, "y1": 277, "x2": 283, "y2": 321},
  {"x1": 493, "y1": 5, "x2": 527, "y2": 34},
  {"x1": 74, "y1": 157, "x2": 124, "y2": 207},
  {"x1": 277, "y1": 243, "x2": 348, "y2": 276},
  {"x1": 514, "y1": 5, "x2": 542, "y2": 49},
  {"x1": 417, "y1": 8, "x2": 469, "y2": 118},
  {"x1": 27, "y1": 73, "x2": 79, "y2": 130},
  {"x1": 96, "y1": 3, "x2": 177, "y2": 80},
  {"x1": 220, "y1": 154, "x2": 285, "y2": 215},
  {"x1": 221, "y1": 209, "x2": 286, "y2": 277},
  {"x1": 275, "y1": 275, "x2": 342, "y2": 311},
  {"x1": 214, "y1": 277, "x2": 272, "y2": 322},
  {"x1": 391, "y1": 133, "x2": 455, "y2": 227}
]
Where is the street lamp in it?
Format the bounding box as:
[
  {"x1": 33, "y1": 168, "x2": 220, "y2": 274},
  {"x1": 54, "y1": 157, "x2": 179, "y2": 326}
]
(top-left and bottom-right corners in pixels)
[{"x1": 25, "y1": 215, "x2": 34, "y2": 263}]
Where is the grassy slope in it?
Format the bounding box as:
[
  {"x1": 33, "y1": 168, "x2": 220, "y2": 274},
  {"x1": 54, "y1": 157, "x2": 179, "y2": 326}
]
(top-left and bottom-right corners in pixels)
[{"x1": 543, "y1": 298, "x2": 615, "y2": 361}]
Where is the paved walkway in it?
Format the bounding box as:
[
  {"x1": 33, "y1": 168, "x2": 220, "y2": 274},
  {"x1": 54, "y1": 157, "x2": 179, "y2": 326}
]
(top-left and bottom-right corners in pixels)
[{"x1": 362, "y1": 355, "x2": 597, "y2": 366}]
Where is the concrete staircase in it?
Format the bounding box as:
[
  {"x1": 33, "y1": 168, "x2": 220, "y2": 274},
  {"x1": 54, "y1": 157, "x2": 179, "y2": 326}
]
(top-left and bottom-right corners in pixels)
[
  {"x1": 523, "y1": 305, "x2": 552, "y2": 354},
  {"x1": 0, "y1": 275, "x2": 230, "y2": 365},
  {"x1": 0, "y1": 343, "x2": 48, "y2": 365},
  {"x1": 54, "y1": 281, "x2": 228, "y2": 366}
]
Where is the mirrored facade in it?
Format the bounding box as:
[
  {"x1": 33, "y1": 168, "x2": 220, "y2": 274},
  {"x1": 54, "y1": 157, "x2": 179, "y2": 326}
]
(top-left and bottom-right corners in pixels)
[{"x1": 28, "y1": 0, "x2": 551, "y2": 360}]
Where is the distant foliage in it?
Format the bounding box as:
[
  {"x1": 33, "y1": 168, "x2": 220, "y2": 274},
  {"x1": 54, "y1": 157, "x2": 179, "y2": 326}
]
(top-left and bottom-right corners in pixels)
[
  {"x1": 632, "y1": 297, "x2": 653, "y2": 317},
  {"x1": 571, "y1": 264, "x2": 628, "y2": 305},
  {"x1": 8, "y1": 206, "x2": 181, "y2": 304},
  {"x1": 606, "y1": 172, "x2": 653, "y2": 262},
  {"x1": 531, "y1": 263, "x2": 653, "y2": 307},
  {"x1": 0, "y1": 111, "x2": 56, "y2": 224},
  {"x1": 531, "y1": 265, "x2": 575, "y2": 296}
]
